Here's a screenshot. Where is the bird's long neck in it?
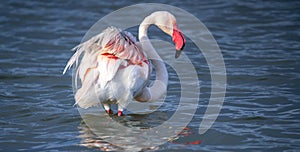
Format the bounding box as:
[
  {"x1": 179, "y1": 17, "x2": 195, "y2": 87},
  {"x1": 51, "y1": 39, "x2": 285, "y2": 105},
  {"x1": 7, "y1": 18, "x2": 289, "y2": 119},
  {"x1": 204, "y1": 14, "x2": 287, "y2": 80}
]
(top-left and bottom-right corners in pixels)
[{"x1": 137, "y1": 16, "x2": 168, "y2": 101}]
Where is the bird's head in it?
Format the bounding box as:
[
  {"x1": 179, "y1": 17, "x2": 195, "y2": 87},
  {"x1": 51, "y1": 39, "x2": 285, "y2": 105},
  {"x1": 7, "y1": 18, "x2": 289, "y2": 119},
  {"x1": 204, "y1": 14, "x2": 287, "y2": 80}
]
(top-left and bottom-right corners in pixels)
[{"x1": 147, "y1": 11, "x2": 186, "y2": 58}]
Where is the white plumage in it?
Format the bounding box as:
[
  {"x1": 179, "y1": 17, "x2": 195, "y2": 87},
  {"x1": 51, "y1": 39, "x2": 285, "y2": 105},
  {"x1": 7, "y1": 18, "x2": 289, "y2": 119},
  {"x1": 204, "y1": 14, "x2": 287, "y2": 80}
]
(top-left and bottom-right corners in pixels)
[{"x1": 64, "y1": 11, "x2": 186, "y2": 116}]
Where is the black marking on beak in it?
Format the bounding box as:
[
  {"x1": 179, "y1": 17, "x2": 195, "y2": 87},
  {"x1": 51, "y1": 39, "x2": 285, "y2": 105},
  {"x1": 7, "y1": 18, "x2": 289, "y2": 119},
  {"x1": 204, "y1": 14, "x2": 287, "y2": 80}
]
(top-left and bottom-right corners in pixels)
[{"x1": 175, "y1": 50, "x2": 181, "y2": 59}]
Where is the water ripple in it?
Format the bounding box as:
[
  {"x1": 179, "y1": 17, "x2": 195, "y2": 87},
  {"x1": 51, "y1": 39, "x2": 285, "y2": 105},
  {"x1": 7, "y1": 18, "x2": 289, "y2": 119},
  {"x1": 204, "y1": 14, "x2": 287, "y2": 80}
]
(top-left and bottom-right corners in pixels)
[{"x1": 1, "y1": 0, "x2": 299, "y2": 151}]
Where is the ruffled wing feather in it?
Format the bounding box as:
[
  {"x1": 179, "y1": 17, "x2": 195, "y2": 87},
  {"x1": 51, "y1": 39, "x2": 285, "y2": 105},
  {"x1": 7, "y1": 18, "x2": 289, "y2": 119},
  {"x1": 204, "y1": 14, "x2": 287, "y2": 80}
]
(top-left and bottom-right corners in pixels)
[{"x1": 63, "y1": 26, "x2": 148, "y2": 108}]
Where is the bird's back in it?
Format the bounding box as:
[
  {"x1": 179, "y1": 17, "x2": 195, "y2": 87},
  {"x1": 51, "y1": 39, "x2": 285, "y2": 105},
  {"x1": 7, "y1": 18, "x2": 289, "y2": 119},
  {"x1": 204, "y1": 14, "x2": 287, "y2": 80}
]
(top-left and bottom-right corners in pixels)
[{"x1": 64, "y1": 27, "x2": 150, "y2": 108}]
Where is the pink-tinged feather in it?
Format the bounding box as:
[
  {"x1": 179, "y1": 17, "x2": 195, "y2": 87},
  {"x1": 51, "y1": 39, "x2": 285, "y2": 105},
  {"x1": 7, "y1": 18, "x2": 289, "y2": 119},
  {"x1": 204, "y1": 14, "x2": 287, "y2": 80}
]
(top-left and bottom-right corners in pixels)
[{"x1": 64, "y1": 11, "x2": 184, "y2": 113}]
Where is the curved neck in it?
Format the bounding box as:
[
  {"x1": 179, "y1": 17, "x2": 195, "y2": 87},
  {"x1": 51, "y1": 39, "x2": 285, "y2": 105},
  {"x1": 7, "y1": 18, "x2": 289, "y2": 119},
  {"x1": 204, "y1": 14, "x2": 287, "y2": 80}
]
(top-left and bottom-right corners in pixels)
[
  {"x1": 138, "y1": 15, "x2": 152, "y2": 40},
  {"x1": 137, "y1": 17, "x2": 168, "y2": 101}
]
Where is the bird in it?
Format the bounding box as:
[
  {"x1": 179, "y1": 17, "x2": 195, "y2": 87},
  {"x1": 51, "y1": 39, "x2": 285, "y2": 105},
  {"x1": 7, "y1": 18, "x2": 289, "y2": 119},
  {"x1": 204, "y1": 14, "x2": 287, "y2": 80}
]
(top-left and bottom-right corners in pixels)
[{"x1": 63, "y1": 11, "x2": 185, "y2": 116}]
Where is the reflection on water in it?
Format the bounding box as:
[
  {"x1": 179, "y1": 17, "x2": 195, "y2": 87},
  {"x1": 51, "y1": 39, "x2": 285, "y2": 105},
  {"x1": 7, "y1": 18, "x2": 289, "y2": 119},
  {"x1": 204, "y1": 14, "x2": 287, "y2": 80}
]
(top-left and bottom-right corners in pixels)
[
  {"x1": 77, "y1": 107, "x2": 178, "y2": 151},
  {"x1": 77, "y1": 114, "x2": 165, "y2": 151},
  {"x1": 78, "y1": 122, "x2": 123, "y2": 151},
  {"x1": 78, "y1": 114, "x2": 202, "y2": 151},
  {"x1": 1, "y1": 0, "x2": 300, "y2": 151}
]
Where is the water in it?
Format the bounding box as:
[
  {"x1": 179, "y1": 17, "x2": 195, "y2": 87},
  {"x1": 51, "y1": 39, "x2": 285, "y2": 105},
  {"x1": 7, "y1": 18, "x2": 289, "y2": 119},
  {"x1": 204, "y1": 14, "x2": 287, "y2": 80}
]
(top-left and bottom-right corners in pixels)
[{"x1": 1, "y1": 0, "x2": 299, "y2": 151}]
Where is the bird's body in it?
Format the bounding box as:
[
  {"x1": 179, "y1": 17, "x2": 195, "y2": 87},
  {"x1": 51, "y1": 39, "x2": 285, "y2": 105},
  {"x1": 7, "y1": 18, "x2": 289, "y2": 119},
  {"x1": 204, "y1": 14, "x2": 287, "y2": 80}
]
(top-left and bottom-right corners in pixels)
[{"x1": 64, "y1": 11, "x2": 185, "y2": 116}]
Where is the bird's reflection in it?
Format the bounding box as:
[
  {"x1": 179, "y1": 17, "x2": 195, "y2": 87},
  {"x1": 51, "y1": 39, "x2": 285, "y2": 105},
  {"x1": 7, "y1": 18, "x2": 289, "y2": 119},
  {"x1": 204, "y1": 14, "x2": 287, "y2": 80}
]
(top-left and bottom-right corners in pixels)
[
  {"x1": 77, "y1": 110, "x2": 169, "y2": 151},
  {"x1": 77, "y1": 109, "x2": 202, "y2": 151},
  {"x1": 78, "y1": 122, "x2": 123, "y2": 151}
]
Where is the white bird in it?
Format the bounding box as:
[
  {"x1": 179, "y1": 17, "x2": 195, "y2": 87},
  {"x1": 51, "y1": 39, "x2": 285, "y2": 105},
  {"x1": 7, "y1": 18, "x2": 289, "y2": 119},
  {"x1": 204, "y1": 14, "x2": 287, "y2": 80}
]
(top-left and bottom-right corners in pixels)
[{"x1": 63, "y1": 11, "x2": 185, "y2": 116}]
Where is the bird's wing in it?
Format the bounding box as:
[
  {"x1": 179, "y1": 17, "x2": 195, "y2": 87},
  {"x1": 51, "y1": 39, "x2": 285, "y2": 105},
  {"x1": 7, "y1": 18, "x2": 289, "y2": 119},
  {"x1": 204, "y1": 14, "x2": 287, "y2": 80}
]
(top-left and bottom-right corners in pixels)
[
  {"x1": 64, "y1": 27, "x2": 147, "y2": 84},
  {"x1": 63, "y1": 27, "x2": 149, "y2": 107}
]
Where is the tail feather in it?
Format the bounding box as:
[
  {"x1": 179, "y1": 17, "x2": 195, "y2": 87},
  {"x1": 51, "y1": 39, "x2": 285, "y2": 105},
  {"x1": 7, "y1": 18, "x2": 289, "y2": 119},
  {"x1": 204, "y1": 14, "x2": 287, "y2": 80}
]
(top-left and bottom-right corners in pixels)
[{"x1": 63, "y1": 46, "x2": 82, "y2": 74}]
